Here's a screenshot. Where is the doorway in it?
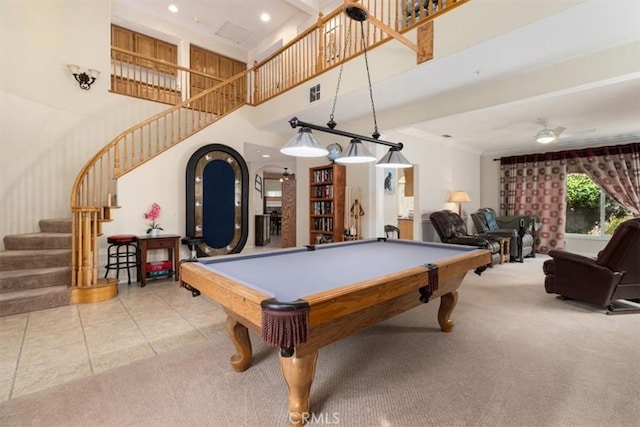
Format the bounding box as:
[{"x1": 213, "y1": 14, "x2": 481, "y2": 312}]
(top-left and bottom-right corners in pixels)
[{"x1": 260, "y1": 169, "x2": 296, "y2": 249}]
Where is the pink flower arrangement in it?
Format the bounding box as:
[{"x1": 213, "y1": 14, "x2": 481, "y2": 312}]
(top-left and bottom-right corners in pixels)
[{"x1": 144, "y1": 203, "x2": 163, "y2": 233}]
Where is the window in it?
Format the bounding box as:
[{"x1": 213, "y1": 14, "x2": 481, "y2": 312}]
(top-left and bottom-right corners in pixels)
[{"x1": 566, "y1": 173, "x2": 632, "y2": 236}]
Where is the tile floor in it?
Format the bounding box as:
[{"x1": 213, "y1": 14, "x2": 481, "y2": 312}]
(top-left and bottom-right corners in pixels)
[
  {"x1": 0, "y1": 278, "x2": 228, "y2": 402},
  {"x1": 0, "y1": 236, "x2": 282, "y2": 402}
]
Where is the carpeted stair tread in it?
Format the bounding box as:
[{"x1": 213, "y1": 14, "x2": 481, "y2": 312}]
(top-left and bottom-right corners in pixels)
[
  {"x1": 0, "y1": 249, "x2": 71, "y2": 271},
  {"x1": 0, "y1": 285, "x2": 70, "y2": 317},
  {"x1": 0, "y1": 267, "x2": 71, "y2": 293},
  {"x1": 4, "y1": 232, "x2": 72, "y2": 250},
  {"x1": 0, "y1": 218, "x2": 73, "y2": 316},
  {"x1": 39, "y1": 218, "x2": 72, "y2": 233}
]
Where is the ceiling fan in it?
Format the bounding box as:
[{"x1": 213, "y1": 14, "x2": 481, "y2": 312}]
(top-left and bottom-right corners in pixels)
[{"x1": 535, "y1": 119, "x2": 566, "y2": 144}]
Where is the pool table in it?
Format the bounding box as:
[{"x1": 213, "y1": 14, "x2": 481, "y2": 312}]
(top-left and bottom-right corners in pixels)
[{"x1": 180, "y1": 239, "x2": 491, "y2": 425}]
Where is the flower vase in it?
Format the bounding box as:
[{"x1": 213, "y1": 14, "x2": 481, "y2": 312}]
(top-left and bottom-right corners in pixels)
[{"x1": 149, "y1": 229, "x2": 159, "y2": 238}]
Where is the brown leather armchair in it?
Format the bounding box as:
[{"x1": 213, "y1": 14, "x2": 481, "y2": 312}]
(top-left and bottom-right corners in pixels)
[
  {"x1": 430, "y1": 210, "x2": 501, "y2": 265},
  {"x1": 543, "y1": 217, "x2": 640, "y2": 311}
]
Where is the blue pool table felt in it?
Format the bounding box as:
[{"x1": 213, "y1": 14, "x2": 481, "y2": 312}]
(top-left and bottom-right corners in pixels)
[{"x1": 197, "y1": 239, "x2": 478, "y2": 302}]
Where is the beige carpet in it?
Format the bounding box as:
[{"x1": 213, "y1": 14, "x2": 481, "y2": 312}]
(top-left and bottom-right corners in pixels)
[{"x1": 1, "y1": 256, "x2": 639, "y2": 426}]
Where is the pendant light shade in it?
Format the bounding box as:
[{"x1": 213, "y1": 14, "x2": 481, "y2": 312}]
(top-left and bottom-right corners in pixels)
[
  {"x1": 335, "y1": 139, "x2": 377, "y2": 164},
  {"x1": 375, "y1": 148, "x2": 412, "y2": 168},
  {"x1": 280, "y1": 127, "x2": 329, "y2": 157}
]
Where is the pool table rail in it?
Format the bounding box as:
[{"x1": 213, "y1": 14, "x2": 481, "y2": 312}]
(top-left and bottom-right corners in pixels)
[{"x1": 181, "y1": 262, "x2": 268, "y2": 329}]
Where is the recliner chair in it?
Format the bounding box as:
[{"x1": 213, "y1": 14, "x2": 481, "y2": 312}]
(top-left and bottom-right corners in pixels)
[
  {"x1": 543, "y1": 217, "x2": 640, "y2": 312},
  {"x1": 472, "y1": 208, "x2": 536, "y2": 262},
  {"x1": 429, "y1": 210, "x2": 501, "y2": 265}
]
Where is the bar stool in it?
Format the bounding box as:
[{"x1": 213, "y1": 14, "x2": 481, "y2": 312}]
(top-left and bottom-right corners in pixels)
[
  {"x1": 181, "y1": 237, "x2": 203, "y2": 263},
  {"x1": 104, "y1": 234, "x2": 138, "y2": 284}
]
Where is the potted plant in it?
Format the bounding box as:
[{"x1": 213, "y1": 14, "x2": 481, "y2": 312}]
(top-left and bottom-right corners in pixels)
[{"x1": 144, "y1": 203, "x2": 163, "y2": 237}]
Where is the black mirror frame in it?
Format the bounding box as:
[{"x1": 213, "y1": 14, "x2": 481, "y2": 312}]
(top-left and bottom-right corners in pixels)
[{"x1": 185, "y1": 144, "x2": 249, "y2": 256}]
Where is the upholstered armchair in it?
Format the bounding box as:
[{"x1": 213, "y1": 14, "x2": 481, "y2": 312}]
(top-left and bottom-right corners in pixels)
[
  {"x1": 543, "y1": 217, "x2": 640, "y2": 311},
  {"x1": 429, "y1": 210, "x2": 501, "y2": 265},
  {"x1": 472, "y1": 208, "x2": 536, "y2": 262}
]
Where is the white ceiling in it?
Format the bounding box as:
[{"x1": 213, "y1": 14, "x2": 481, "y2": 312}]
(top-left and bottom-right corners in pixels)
[
  {"x1": 404, "y1": 77, "x2": 640, "y2": 155},
  {"x1": 113, "y1": 0, "x2": 334, "y2": 49},
  {"x1": 115, "y1": 0, "x2": 640, "y2": 164}
]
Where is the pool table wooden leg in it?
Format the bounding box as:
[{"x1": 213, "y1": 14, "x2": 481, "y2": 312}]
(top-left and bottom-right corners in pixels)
[
  {"x1": 225, "y1": 316, "x2": 252, "y2": 372},
  {"x1": 438, "y1": 290, "x2": 458, "y2": 332},
  {"x1": 280, "y1": 351, "x2": 318, "y2": 426}
]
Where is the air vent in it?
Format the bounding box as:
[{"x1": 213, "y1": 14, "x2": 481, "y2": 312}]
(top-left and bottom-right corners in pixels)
[
  {"x1": 310, "y1": 84, "x2": 320, "y2": 103},
  {"x1": 215, "y1": 21, "x2": 251, "y2": 45}
]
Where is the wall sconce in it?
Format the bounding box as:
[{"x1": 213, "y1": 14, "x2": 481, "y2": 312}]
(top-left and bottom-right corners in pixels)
[
  {"x1": 67, "y1": 64, "x2": 100, "y2": 90},
  {"x1": 448, "y1": 191, "x2": 471, "y2": 216}
]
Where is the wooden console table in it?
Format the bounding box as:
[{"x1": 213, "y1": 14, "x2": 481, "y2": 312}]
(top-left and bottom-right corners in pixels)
[{"x1": 137, "y1": 234, "x2": 181, "y2": 287}]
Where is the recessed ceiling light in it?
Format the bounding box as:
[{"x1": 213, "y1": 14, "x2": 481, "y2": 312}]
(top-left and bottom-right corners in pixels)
[
  {"x1": 262, "y1": 154, "x2": 271, "y2": 158},
  {"x1": 260, "y1": 13, "x2": 270, "y2": 22},
  {"x1": 168, "y1": 4, "x2": 178, "y2": 13}
]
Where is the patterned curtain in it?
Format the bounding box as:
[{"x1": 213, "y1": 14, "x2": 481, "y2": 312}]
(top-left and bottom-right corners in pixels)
[
  {"x1": 499, "y1": 142, "x2": 640, "y2": 253},
  {"x1": 567, "y1": 143, "x2": 640, "y2": 215},
  {"x1": 500, "y1": 154, "x2": 567, "y2": 253}
]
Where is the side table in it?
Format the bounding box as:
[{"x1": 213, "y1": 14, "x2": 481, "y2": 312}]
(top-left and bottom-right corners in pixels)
[
  {"x1": 498, "y1": 237, "x2": 510, "y2": 265},
  {"x1": 137, "y1": 234, "x2": 181, "y2": 287}
]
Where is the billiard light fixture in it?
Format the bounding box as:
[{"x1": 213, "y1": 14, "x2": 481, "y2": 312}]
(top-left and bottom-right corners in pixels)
[
  {"x1": 67, "y1": 64, "x2": 100, "y2": 90},
  {"x1": 281, "y1": 3, "x2": 414, "y2": 169}
]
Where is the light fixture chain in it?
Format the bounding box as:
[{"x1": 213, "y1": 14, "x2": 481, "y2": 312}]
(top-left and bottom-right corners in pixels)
[
  {"x1": 329, "y1": 23, "x2": 353, "y2": 125},
  {"x1": 360, "y1": 21, "x2": 379, "y2": 138}
]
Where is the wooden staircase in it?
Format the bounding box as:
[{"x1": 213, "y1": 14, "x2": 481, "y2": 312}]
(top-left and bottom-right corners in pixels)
[{"x1": 0, "y1": 219, "x2": 72, "y2": 317}]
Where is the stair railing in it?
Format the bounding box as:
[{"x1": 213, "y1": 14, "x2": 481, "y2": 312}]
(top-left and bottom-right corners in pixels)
[
  {"x1": 70, "y1": 68, "x2": 251, "y2": 289},
  {"x1": 69, "y1": 0, "x2": 467, "y2": 293}
]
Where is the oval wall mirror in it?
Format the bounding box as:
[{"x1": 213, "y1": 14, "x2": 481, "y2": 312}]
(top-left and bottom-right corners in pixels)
[{"x1": 186, "y1": 144, "x2": 249, "y2": 256}]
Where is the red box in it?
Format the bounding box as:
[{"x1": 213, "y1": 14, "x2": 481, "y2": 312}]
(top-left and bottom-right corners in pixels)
[{"x1": 146, "y1": 260, "x2": 172, "y2": 273}]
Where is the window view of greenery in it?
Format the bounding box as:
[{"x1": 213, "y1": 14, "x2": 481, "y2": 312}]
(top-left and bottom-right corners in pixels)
[{"x1": 566, "y1": 173, "x2": 632, "y2": 235}]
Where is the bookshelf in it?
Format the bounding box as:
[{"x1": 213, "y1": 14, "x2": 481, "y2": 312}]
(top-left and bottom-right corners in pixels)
[{"x1": 309, "y1": 164, "x2": 345, "y2": 245}]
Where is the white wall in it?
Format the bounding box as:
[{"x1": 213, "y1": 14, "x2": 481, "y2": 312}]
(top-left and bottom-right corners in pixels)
[{"x1": 395, "y1": 132, "x2": 481, "y2": 236}]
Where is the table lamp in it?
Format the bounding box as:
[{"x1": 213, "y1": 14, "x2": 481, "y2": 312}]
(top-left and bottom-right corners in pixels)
[{"x1": 448, "y1": 191, "x2": 471, "y2": 216}]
